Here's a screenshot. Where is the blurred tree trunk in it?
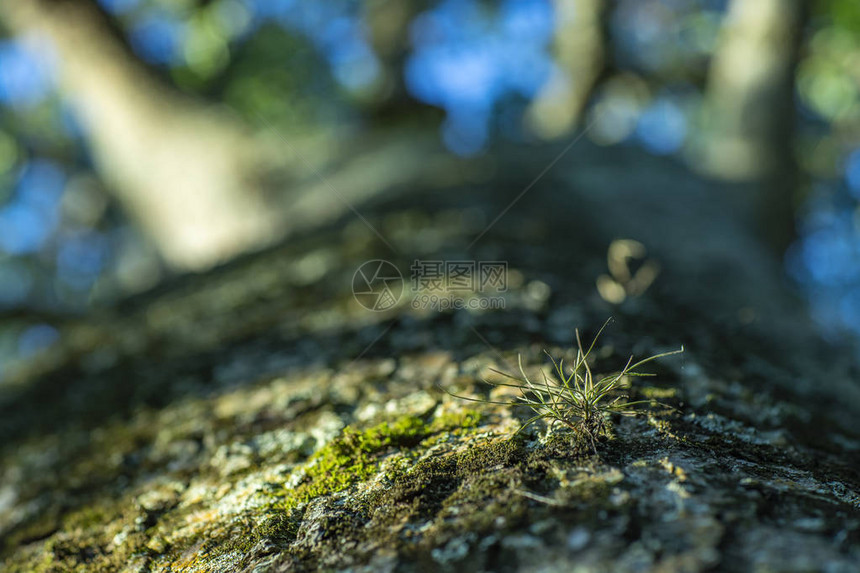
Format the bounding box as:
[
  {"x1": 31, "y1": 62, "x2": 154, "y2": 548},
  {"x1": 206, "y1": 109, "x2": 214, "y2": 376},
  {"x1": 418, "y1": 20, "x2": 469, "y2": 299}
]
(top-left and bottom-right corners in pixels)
[
  {"x1": 0, "y1": 0, "x2": 289, "y2": 270},
  {"x1": 361, "y1": 0, "x2": 424, "y2": 117},
  {"x1": 526, "y1": 0, "x2": 606, "y2": 139},
  {"x1": 700, "y1": 0, "x2": 806, "y2": 252},
  {"x1": 0, "y1": 0, "x2": 456, "y2": 273}
]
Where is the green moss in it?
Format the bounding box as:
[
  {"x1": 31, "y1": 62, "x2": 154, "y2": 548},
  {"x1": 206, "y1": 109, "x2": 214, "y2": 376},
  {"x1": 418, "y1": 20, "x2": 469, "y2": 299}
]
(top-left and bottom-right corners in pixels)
[
  {"x1": 62, "y1": 506, "x2": 110, "y2": 532},
  {"x1": 280, "y1": 411, "x2": 481, "y2": 511},
  {"x1": 358, "y1": 438, "x2": 535, "y2": 558},
  {"x1": 5, "y1": 409, "x2": 488, "y2": 572},
  {"x1": 2, "y1": 512, "x2": 60, "y2": 555},
  {"x1": 428, "y1": 410, "x2": 481, "y2": 433},
  {"x1": 289, "y1": 416, "x2": 420, "y2": 503},
  {"x1": 256, "y1": 508, "x2": 301, "y2": 542},
  {"x1": 540, "y1": 430, "x2": 590, "y2": 457}
]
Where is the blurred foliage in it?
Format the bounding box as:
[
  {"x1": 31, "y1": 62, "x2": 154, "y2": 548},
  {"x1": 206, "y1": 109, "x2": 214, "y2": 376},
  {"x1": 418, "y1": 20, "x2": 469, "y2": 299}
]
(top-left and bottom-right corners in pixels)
[{"x1": 1, "y1": 0, "x2": 860, "y2": 373}]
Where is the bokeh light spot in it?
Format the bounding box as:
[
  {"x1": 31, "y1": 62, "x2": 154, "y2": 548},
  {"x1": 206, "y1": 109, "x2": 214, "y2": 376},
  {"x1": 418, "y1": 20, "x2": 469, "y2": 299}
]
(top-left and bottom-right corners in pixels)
[{"x1": 17, "y1": 324, "x2": 60, "y2": 358}]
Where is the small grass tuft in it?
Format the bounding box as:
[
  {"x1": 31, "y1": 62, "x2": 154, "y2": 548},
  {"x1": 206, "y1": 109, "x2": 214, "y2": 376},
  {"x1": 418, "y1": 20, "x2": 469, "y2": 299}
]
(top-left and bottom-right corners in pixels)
[{"x1": 449, "y1": 319, "x2": 683, "y2": 452}]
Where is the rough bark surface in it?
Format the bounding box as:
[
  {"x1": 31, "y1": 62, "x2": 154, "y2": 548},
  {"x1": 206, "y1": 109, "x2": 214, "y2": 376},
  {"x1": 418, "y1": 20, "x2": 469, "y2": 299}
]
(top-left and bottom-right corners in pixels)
[{"x1": 1, "y1": 142, "x2": 858, "y2": 572}]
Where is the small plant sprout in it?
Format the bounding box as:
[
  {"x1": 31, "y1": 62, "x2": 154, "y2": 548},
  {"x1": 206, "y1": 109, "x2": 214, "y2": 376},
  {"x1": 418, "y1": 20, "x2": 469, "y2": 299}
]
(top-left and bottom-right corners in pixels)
[{"x1": 449, "y1": 319, "x2": 684, "y2": 452}]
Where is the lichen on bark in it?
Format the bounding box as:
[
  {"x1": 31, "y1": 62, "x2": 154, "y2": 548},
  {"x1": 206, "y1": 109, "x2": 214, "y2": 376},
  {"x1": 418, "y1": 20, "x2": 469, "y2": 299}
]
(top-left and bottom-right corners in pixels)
[{"x1": 2, "y1": 146, "x2": 860, "y2": 571}]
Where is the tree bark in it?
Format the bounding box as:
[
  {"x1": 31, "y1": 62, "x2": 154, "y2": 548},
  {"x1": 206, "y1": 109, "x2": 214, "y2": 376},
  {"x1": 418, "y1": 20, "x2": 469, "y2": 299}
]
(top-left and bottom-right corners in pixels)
[{"x1": 1, "y1": 140, "x2": 858, "y2": 571}]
